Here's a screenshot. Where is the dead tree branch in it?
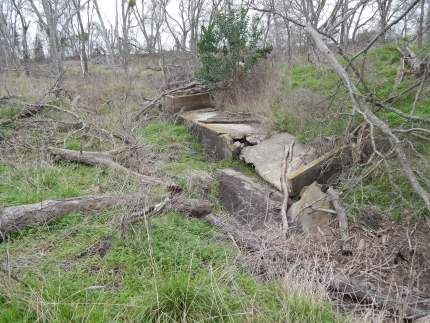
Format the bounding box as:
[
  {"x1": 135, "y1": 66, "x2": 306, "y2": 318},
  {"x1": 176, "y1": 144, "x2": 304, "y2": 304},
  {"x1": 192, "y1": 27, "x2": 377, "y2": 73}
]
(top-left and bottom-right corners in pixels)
[
  {"x1": 0, "y1": 74, "x2": 64, "y2": 128},
  {"x1": 305, "y1": 23, "x2": 430, "y2": 213},
  {"x1": 327, "y1": 187, "x2": 349, "y2": 241},
  {"x1": 280, "y1": 140, "x2": 294, "y2": 234},
  {"x1": 348, "y1": 0, "x2": 421, "y2": 65},
  {"x1": 48, "y1": 147, "x2": 168, "y2": 187},
  {"x1": 133, "y1": 81, "x2": 205, "y2": 120}
]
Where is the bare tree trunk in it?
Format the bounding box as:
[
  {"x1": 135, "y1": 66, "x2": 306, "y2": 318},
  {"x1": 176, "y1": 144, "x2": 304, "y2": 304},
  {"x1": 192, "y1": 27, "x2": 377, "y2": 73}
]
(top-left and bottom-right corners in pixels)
[
  {"x1": 340, "y1": 0, "x2": 348, "y2": 45},
  {"x1": 425, "y1": 0, "x2": 430, "y2": 42},
  {"x1": 418, "y1": 0, "x2": 425, "y2": 46},
  {"x1": 120, "y1": 0, "x2": 132, "y2": 76},
  {"x1": 376, "y1": 0, "x2": 392, "y2": 42},
  {"x1": 29, "y1": 0, "x2": 63, "y2": 76},
  {"x1": 94, "y1": 0, "x2": 115, "y2": 65},
  {"x1": 11, "y1": 0, "x2": 30, "y2": 76},
  {"x1": 0, "y1": 6, "x2": 18, "y2": 67},
  {"x1": 72, "y1": 0, "x2": 89, "y2": 76}
]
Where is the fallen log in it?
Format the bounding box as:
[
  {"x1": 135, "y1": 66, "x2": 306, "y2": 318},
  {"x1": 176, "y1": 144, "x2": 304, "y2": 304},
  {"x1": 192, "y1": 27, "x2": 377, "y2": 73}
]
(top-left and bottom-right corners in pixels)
[
  {"x1": 0, "y1": 193, "x2": 147, "y2": 239},
  {"x1": 48, "y1": 147, "x2": 169, "y2": 187}
]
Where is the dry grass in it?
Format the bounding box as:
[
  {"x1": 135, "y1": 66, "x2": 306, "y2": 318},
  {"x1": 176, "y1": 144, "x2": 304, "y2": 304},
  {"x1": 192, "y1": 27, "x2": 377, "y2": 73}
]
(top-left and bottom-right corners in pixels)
[{"x1": 212, "y1": 61, "x2": 281, "y2": 132}]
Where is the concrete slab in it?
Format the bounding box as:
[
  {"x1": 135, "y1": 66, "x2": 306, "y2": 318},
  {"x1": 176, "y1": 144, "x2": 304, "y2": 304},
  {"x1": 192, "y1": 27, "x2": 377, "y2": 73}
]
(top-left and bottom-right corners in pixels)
[{"x1": 178, "y1": 109, "x2": 266, "y2": 160}]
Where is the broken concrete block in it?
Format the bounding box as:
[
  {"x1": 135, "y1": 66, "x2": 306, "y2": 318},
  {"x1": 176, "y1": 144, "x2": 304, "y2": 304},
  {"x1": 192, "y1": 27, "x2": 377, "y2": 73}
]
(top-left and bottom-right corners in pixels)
[
  {"x1": 216, "y1": 168, "x2": 283, "y2": 230},
  {"x1": 241, "y1": 132, "x2": 351, "y2": 195},
  {"x1": 287, "y1": 182, "x2": 332, "y2": 234},
  {"x1": 287, "y1": 145, "x2": 352, "y2": 195},
  {"x1": 240, "y1": 133, "x2": 311, "y2": 193},
  {"x1": 163, "y1": 92, "x2": 212, "y2": 113},
  {"x1": 178, "y1": 109, "x2": 266, "y2": 160}
]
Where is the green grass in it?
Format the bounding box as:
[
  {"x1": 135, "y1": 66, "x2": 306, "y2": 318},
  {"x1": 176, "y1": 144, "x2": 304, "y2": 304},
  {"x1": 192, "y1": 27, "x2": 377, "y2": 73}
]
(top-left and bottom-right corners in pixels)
[
  {"x1": 137, "y1": 121, "x2": 259, "y2": 201},
  {"x1": 285, "y1": 65, "x2": 341, "y2": 96},
  {"x1": 137, "y1": 121, "x2": 257, "y2": 176},
  {"x1": 276, "y1": 44, "x2": 430, "y2": 136},
  {"x1": 63, "y1": 135, "x2": 111, "y2": 152},
  {"x1": 0, "y1": 161, "x2": 136, "y2": 207},
  {"x1": 364, "y1": 44, "x2": 430, "y2": 127},
  {"x1": 0, "y1": 212, "x2": 344, "y2": 322},
  {"x1": 272, "y1": 64, "x2": 349, "y2": 143},
  {"x1": 342, "y1": 163, "x2": 430, "y2": 221},
  {"x1": 0, "y1": 102, "x2": 21, "y2": 120},
  {"x1": 136, "y1": 122, "x2": 202, "y2": 153},
  {"x1": 272, "y1": 44, "x2": 430, "y2": 221},
  {"x1": 0, "y1": 118, "x2": 345, "y2": 321},
  {"x1": 273, "y1": 109, "x2": 349, "y2": 144}
]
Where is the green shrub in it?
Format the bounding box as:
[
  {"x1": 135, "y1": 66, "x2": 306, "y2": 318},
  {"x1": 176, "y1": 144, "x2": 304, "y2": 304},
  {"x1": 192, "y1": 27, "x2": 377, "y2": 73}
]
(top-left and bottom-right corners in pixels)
[{"x1": 196, "y1": 9, "x2": 272, "y2": 84}]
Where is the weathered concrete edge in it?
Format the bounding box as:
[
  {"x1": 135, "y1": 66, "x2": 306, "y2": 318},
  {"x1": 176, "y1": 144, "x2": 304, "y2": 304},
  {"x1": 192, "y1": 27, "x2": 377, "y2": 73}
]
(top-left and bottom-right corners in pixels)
[
  {"x1": 164, "y1": 92, "x2": 212, "y2": 113},
  {"x1": 178, "y1": 112, "x2": 238, "y2": 160},
  {"x1": 287, "y1": 145, "x2": 352, "y2": 195},
  {"x1": 215, "y1": 168, "x2": 284, "y2": 229}
]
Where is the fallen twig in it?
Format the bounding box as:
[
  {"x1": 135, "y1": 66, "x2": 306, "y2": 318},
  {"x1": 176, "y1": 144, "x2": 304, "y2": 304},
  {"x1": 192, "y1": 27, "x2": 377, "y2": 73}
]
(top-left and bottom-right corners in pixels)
[
  {"x1": 327, "y1": 187, "x2": 349, "y2": 241},
  {"x1": 280, "y1": 140, "x2": 295, "y2": 234}
]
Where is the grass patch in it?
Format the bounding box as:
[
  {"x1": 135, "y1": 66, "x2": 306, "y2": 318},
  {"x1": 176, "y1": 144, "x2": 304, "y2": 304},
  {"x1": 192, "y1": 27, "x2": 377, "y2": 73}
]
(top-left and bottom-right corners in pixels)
[
  {"x1": 137, "y1": 121, "x2": 257, "y2": 177},
  {"x1": 272, "y1": 64, "x2": 349, "y2": 143},
  {"x1": 136, "y1": 122, "x2": 201, "y2": 153},
  {"x1": 273, "y1": 109, "x2": 348, "y2": 143},
  {"x1": 63, "y1": 135, "x2": 111, "y2": 152},
  {"x1": 0, "y1": 212, "x2": 344, "y2": 322},
  {"x1": 0, "y1": 102, "x2": 21, "y2": 120},
  {"x1": 0, "y1": 161, "x2": 136, "y2": 207},
  {"x1": 342, "y1": 163, "x2": 430, "y2": 221},
  {"x1": 285, "y1": 65, "x2": 340, "y2": 96}
]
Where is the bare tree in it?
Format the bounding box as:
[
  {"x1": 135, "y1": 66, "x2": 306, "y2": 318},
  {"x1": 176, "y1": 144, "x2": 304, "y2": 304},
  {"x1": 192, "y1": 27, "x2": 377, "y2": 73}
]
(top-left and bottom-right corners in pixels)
[
  {"x1": 93, "y1": 0, "x2": 115, "y2": 64},
  {"x1": 163, "y1": 0, "x2": 206, "y2": 53},
  {"x1": 29, "y1": 0, "x2": 63, "y2": 75},
  {"x1": 376, "y1": 0, "x2": 393, "y2": 41},
  {"x1": 71, "y1": 0, "x2": 89, "y2": 76},
  {"x1": 417, "y1": 0, "x2": 425, "y2": 46},
  {"x1": 0, "y1": 0, "x2": 19, "y2": 67},
  {"x1": 134, "y1": 0, "x2": 164, "y2": 53},
  {"x1": 425, "y1": 0, "x2": 430, "y2": 42},
  {"x1": 11, "y1": 0, "x2": 30, "y2": 75},
  {"x1": 120, "y1": 0, "x2": 134, "y2": 75}
]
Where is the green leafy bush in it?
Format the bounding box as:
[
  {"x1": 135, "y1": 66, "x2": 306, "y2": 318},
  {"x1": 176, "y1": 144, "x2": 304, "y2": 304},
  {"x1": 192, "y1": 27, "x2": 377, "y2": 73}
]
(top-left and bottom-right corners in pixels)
[{"x1": 196, "y1": 9, "x2": 272, "y2": 84}]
